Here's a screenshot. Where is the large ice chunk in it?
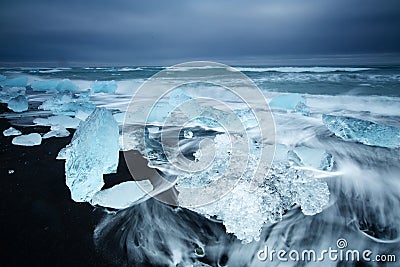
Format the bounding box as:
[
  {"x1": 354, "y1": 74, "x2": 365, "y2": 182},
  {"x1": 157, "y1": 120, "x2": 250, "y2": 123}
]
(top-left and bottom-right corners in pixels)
[
  {"x1": 90, "y1": 180, "x2": 153, "y2": 209},
  {"x1": 3, "y1": 127, "x2": 22, "y2": 136},
  {"x1": 39, "y1": 92, "x2": 95, "y2": 115},
  {"x1": 12, "y1": 133, "x2": 42, "y2": 146},
  {"x1": 30, "y1": 80, "x2": 59, "y2": 91},
  {"x1": 7, "y1": 95, "x2": 28, "y2": 112},
  {"x1": 269, "y1": 94, "x2": 310, "y2": 115},
  {"x1": 64, "y1": 108, "x2": 119, "y2": 202},
  {"x1": 91, "y1": 80, "x2": 118, "y2": 94},
  {"x1": 0, "y1": 77, "x2": 28, "y2": 87},
  {"x1": 322, "y1": 114, "x2": 400, "y2": 149}
]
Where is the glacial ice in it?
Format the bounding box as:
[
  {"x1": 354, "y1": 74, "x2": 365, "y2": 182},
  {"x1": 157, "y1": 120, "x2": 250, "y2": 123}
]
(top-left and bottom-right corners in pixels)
[
  {"x1": 0, "y1": 87, "x2": 26, "y2": 103},
  {"x1": 91, "y1": 80, "x2": 118, "y2": 94},
  {"x1": 3, "y1": 127, "x2": 22, "y2": 136},
  {"x1": 0, "y1": 74, "x2": 6, "y2": 81},
  {"x1": 33, "y1": 115, "x2": 81, "y2": 129},
  {"x1": 39, "y1": 92, "x2": 96, "y2": 115},
  {"x1": 31, "y1": 80, "x2": 59, "y2": 91},
  {"x1": 90, "y1": 180, "x2": 153, "y2": 209},
  {"x1": 63, "y1": 108, "x2": 119, "y2": 202},
  {"x1": 12, "y1": 133, "x2": 42, "y2": 146},
  {"x1": 0, "y1": 77, "x2": 28, "y2": 87},
  {"x1": 178, "y1": 134, "x2": 331, "y2": 242},
  {"x1": 168, "y1": 88, "x2": 192, "y2": 107},
  {"x1": 56, "y1": 79, "x2": 79, "y2": 92},
  {"x1": 7, "y1": 95, "x2": 28, "y2": 112},
  {"x1": 322, "y1": 114, "x2": 400, "y2": 149},
  {"x1": 269, "y1": 94, "x2": 310, "y2": 115},
  {"x1": 43, "y1": 125, "x2": 70, "y2": 139}
]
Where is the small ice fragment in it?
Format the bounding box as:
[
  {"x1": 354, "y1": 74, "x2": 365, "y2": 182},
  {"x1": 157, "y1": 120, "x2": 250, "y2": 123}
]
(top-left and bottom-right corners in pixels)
[
  {"x1": 322, "y1": 114, "x2": 400, "y2": 149},
  {"x1": 183, "y1": 130, "x2": 193, "y2": 139},
  {"x1": 56, "y1": 79, "x2": 79, "y2": 92},
  {"x1": 3, "y1": 127, "x2": 22, "y2": 136},
  {"x1": 12, "y1": 133, "x2": 42, "y2": 146},
  {"x1": 90, "y1": 180, "x2": 153, "y2": 209},
  {"x1": 0, "y1": 77, "x2": 28, "y2": 87},
  {"x1": 269, "y1": 94, "x2": 310, "y2": 115},
  {"x1": 7, "y1": 95, "x2": 28, "y2": 112},
  {"x1": 91, "y1": 80, "x2": 118, "y2": 94},
  {"x1": 33, "y1": 115, "x2": 81, "y2": 129},
  {"x1": 64, "y1": 108, "x2": 119, "y2": 202},
  {"x1": 43, "y1": 125, "x2": 70, "y2": 139},
  {"x1": 31, "y1": 80, "x2": 59, "y2": 91},
  {"x1": 8, "y1": 169, "x2": 14, "y2": 174}
]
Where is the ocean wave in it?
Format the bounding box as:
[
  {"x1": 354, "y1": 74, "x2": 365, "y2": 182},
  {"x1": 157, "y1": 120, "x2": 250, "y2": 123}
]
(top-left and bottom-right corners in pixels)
[{"x1": 235, "y1": 66, "x2": 373, "y2": 73}]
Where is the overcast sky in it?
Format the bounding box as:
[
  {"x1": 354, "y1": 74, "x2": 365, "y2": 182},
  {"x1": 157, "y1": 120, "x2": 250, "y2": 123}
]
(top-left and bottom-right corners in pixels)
[{"x1": 0, "y1": 0, "x2": 399, "y2": 66}]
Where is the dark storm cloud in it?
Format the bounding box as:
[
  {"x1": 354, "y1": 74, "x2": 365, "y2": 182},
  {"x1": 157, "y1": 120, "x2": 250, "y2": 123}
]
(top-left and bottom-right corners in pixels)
[{"x1": 0, "y1": 0, "x2": 399, "y2": 65}]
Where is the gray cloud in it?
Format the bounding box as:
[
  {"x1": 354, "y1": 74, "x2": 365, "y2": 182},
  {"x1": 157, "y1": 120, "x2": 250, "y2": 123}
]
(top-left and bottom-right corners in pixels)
[{"x1": 0, "y1": 0, "x2": 399, "y2": 65}]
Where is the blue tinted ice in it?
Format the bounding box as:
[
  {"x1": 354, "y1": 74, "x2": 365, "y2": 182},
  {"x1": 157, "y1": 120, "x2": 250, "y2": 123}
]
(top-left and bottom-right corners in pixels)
[
  {"x1": 3, "y1": 127, "x2": 22, "y2": 136},
  {"x1": 91, "y1": 80, "x2": 118, "y2": 94},
  {"x1": 322, "y1": 114, "x2": 400, "y2": 149},
  {"x1": 31, "y1": 80, "x2": 59, "y2": 91},
  {"x1": 269, "y1": 94, "x2": 310, "y2": 115},
  {"x1": 8, "y1": 95, "x2": 28, "y2": 112},
  {"x1": 12, "y1": 133, "x2": 42, "y2": 146},
  {"x1": 39, "y1": 92, "x2": 95, "y2": 115},
  {"x1": 0, "y1": 87, "x2": 26, "y2": 103},
  {"x1": 0, "y1": 77, "x2": 28, "y2": 87},
  {"x1": 63, "y1": 108, "x2": 119, "y2": 202}
]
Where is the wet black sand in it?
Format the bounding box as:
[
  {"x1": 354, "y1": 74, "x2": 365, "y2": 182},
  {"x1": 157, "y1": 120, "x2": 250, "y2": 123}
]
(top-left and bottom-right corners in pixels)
[{"x1": 0, "y1": 104, "x2": 114, "y2": 266}]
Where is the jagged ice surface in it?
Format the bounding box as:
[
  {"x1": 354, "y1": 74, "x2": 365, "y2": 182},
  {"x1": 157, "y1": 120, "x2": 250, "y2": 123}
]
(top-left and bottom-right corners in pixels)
[
  {"x1": 7, "y1": 95, "x2": 28, "y2": 112},
  {"x1": 63, "y1": 108, "x2": 119, "y2": 202},
  {"x1": 322, "y1": 114, "x2": 400, "y2": 148}
]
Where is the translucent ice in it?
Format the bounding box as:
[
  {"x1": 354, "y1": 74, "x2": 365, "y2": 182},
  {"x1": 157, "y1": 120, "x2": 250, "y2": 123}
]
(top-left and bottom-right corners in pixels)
[
  {"x1": 33, "y1": 115, "x2": 81, "y2": 129},
  {"x1": 0, "y1": 87, "x2": 26, "y2": 103},
  {"x1": 0, "y1": 74, "x2": 6, "y2": 81},
  {"x1": 31, "y1": 80, "x2": 59, "y2": 91},
  {"x1": 3, "y1": 127, "x2": 22, "y2": 136},
  {"x1": 56, "y1": 79, "x2": 79, "y2": 92},
  {"x1": 90, "y1": 180, "x2": 153, "y2": 209},
  {"x1": 64, "y1": 108, "x2": 119, "y2": 202},
  {"x1": 39, "y1": 92, "x2": 95, "y2": 115},
  {"x1": 269, "y1": 94, "x2": 310, "y2": 115},
  {"x1": 7, "y1": 95, "x2": 28, "y2": 112},
  {"x1": 91, "y1": 80, "x2": 118, "y2": 94},
  {"x1": 0, "y1": 77, "x2": 28, "y2": 87},
  {"x1": 322, "y1": 114, "x2": 400, "y2": 149},
  {"x1": 12, "y1": 133, "x2": 42, "y2": 146},
  {"x1": 43, "y1": 125, "x2": 70, "y2": 139}
]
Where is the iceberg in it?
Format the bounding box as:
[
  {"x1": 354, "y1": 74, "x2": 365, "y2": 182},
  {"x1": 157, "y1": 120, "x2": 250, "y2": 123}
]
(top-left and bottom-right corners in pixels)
[
  {"x1": 7, "y1": 95, "x2": 28, "y2": 112},
  {"x1": 3, "y1": 127, "x2": 22, "y2": 136},
  {"x1": 322, "y1": 114, "x2": 400, "y2": 149},
  {"x1": 56, "y1": 79, "x2": 79, "y2": 92},
  {"x1": 91, "y1": 80, "x2": 117, "y2": 94},
  {"x1": 33, "y1": 115, "x2": 81, "y2": 129},
  {"x1": 12, "y1": 133, "x2": 42, "y2": 146},
  {"x1": 43, "y1": 125, "x2": 70, "y2": 139},
  {"x1": 30, "y1": 80, "x2": 59, "y2": 91},
  {"x1": 269, "y1": 94, "x2": 310, "y2": 115},
  {"x1": 64, "y1": 108, "x2": 119, "y2": 202},
  {"x1": 39, "y1": 92, "x2": 96, "y2": 115},
  {"x1": 0, "y1": 77, "x2": 28, "y2": 87},
  {"x1": 90, "y1": 180, "x2": 153, "y2": 209}
]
